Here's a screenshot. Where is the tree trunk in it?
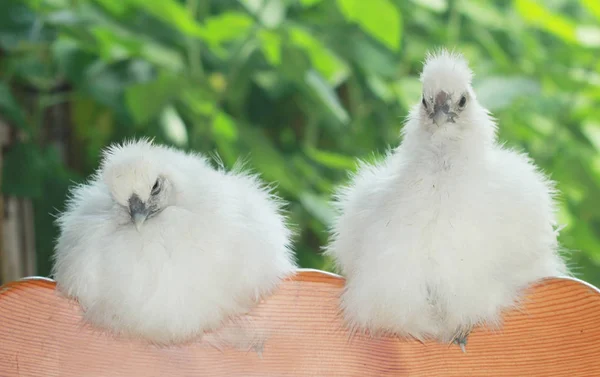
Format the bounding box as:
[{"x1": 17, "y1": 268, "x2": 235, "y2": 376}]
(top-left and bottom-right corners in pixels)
[{"x1": 0, "y1": 120, "x2": 37, "y2": 284}]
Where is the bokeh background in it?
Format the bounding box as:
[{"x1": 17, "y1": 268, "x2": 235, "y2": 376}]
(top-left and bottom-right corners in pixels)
[{"x1": 1, "y1": 0, "x2": 599, "y2": 286}]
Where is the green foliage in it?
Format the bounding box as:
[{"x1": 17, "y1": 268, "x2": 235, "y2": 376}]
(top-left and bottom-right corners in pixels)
[
  {"x1": 336, "y1": 0, "x2": 402, "y2": 51},
  {"x1": 2, "y1": 141, "x2": 46, "y2": 198},
  {"x1": 1, "y1": 0, "x2": 600, "y2": 286}
]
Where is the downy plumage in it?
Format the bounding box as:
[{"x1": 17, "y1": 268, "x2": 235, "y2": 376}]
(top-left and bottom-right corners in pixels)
[
  {"x1": 53, "y1": 138, "x2": 296, "y2": 345},
  {"x1": 326, "y1": 49, "x2": 567, "y2": 351}
]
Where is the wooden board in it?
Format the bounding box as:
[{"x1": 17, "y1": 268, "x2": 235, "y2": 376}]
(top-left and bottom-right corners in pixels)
[{"x1": 1, "y1": 269, "x2": 599, "y2": 376}]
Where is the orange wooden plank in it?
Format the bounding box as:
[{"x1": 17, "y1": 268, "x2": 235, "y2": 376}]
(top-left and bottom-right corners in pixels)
[{"x1": 0, "y1": 269, "x2": 599, "y2": 376}]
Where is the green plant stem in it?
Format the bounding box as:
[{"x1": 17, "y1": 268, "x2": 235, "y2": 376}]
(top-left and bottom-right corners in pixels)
[
  {"x1": 447, "y1": 0, "x2": 461, "y2": 45},
  {"x1": 474, "y1": 26, "x2": 511, "y2": 69},
  {"x1": 186, "y1": 0, "x2": 204, "y2": 79},
  {"x1": 303, "y1": 113, "x2": 320, "y2": 148}
]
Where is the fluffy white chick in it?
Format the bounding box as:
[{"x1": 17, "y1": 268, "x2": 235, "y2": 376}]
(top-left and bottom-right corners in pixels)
[
  {"x1": 326, "y1": 49, "x2": 567, "y2": 351},
  {"x1": 53, "y1": 138, "x2": 296, "y2": 345}
]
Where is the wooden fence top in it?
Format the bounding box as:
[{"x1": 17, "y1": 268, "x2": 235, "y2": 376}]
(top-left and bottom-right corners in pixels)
[{"x1": 1, "y1": 269, "x2": 599, "y2": 376}]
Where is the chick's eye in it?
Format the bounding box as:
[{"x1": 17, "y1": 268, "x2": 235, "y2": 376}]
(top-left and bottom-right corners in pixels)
[
  {"x1": 422, "y1": 96, "x2": 428, "y2": 109},
  {"x1": 151, "y1": 179, "x2": 160, "y2": 195},
  {"x1": 458, "y1": 95, "x2": 467, "y2": 108}
]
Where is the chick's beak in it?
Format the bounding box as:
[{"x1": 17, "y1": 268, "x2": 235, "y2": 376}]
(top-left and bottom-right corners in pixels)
[
  {"x1": 128, "y1": 195, "x2": 149, "y2": 231},
  {"x1": 432, "y1": 90, "x2": 450, "y2": 127}
]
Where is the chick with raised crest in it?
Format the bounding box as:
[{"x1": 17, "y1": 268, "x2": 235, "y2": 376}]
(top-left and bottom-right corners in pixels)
[
  {"x1": 53, "y1": 138, "x2": 296, "y2": 345},
  {"x1": 326, "y1": 49, "x2": 567, "y2": 351}
]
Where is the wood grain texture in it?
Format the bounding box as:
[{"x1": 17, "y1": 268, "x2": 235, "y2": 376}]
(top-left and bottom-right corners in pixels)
[{"x1": 1, "y1": 269, "x2": 599, "y2": 376}]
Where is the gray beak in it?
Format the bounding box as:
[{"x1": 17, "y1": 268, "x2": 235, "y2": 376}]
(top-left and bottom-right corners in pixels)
[
  {"x1": 432, "y1": 90, "x2": 450, "y2": 127},
  {"x1": 128, "y1": 195, "x2": 149, "y2": 231}
]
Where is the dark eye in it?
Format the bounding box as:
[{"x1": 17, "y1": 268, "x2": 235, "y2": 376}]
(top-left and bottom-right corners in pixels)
[
  {"x1": 151, "y1": 179, "x2": 161, "y2": 195},
  {"x1": 458, "y1": 95, "x2": 467, "y2": 108},
  {"x1": 422, "y1": 96, "x2": 427, "y2": 109}
]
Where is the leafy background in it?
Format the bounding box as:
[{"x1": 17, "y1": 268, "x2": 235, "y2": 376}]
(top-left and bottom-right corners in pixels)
[{"x1": 1, "y1": 0, "x2": 600, "y2": 286}]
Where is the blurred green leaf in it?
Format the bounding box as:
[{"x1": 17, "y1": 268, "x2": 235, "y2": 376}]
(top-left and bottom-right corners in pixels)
[
  {"x1": 252, "y1": 71, "x2": 289, "y2": 98},
  {"x1": 79, "y1": 61, "x2": 135, "y2": 116},
  {"x1": 367, "y1": 75, "x2": 394, "y2": 103},
  {"x1": 202, "y1": 12, "x2": 254, "y2": 46},
  {"x1": 336, "y1": 0, "x2": 402, "y2": 51},
  {"x1": 160, "y1": 105, "x2": 188, "y2": 147},
  {"x1": 346, "y1": 35, "x2": 398, "y2": 77},
  {"x1": 292, "y1": 155, "x2": 335, "y2": 193},
  {"x1": 570, "y1": 221, "x2": 600, "y2": 263},
  {"x1": 180, "y1": 87, "x2": 218, "y2": 116},
  {"x1": 127, "y1": 0, "x2": 205, "y2": 37},
  {"x1": 258, "y1": 29, "x2": 282, "y2": 65},
  {"x1": 0, "y1": 0, "x2": 39, "y2": 50},
  {"x1": 581, "y1": 0, "x2": 600, "y2": 21},
  {"x1": 295, "y1": 243, "x2": 327, "y2": 269},
  {"x1": 239, "y1": 0, "x2": 285, "y2": 28},
  {"x1": 240, "y1": 127, "x2": 301, "y2": 194},
  {"x1": 1, "y1": 142, "x2": 45, "y2": 198},
  {"x1": 515, "y1": 0, "x2": 577, "y2": 43},
  {"x1": 299, "y1": 191, "x2": 336, "y2": 227},
  {"x1": 582, "y1": 121, "x2": 600, "y2": 151},
  {"x1": 81, "y1": 22, "x2": 185, "y2": 70},
  {"x1": 92, "y1": 0, "x2": 129, "y2": 16},
  {"x1": 409, "y1": 0, "x2": 447, "y2": 13},
  {"x1": 459, "y1": 0, "x2": 504, "y2": 29},
  {"x1": 303, "y1": 69, "x2": 350, "y2": 126},
  {"x1": 393, "y1": 77, "x2": 421, "y2": 109},
  {"x1": 0, "y1": 82, "x2": 27, "y2": 129},
  {"x1": 91, "y1": 26, "x2": 141, "y2": 61},
  {"x1": 212, "y1": 111, "x2": 239, "y2": 142},
  {"x1": 71, "y1": 96, "x2": 115, "y2": 165},
  {"x1": 305, "y1": 146, "x2": 357, "y2": 170},
  {"x1": 475, "y1": 76, "x2": 541, "y2": 112},
  {"x1": 289, "y1": 26, "x2": 350, "y2": 85},
  {"x1": 52, "y1": 37, "x2": 97, "y2": 82},
  {"x1": 125, "y1": 72, "x2": 185, "y2": 124},
  {"x1": 299, "y1": 0, "x2": 323, "y2": 6}
]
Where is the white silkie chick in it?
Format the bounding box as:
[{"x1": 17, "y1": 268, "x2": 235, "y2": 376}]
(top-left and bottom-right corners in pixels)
[
  {"x1": 326, "y1": 49, "x2": 567, "y2": 351},
  {"x1": 52, "y1": 138, "x2": 296, "y2": 345}
]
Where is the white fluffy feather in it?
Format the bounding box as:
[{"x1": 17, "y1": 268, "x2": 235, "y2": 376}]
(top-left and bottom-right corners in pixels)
[
  {"x1": 53, "y1": 138, "x2": 296, "y2": 345},
  {"x1": 326, "y1": 49, "x2": 567, "y2": 345}
]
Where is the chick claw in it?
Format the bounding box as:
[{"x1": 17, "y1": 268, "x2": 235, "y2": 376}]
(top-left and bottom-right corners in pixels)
[{"x1": 452, "y1": 329, "x2": 471, "y2": 353}]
